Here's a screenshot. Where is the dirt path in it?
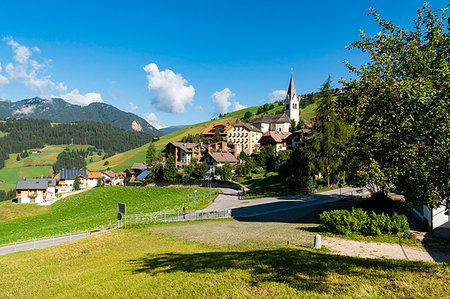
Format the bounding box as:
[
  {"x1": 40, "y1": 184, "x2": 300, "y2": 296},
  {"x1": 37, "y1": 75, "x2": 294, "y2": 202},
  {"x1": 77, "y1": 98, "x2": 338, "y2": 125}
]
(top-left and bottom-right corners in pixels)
[{"x1": 323, "y1": 236, "x2": 450, "y2": 262}]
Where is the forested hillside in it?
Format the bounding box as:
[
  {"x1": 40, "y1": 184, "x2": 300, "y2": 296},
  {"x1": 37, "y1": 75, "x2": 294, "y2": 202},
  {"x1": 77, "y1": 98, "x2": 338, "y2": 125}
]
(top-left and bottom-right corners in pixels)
[
  {"x1": 0, "y1": 97, "x2": 159, "y2": 134},
  {"x1": 0, "y1": 119, "x2": 154, "y2": 169}
]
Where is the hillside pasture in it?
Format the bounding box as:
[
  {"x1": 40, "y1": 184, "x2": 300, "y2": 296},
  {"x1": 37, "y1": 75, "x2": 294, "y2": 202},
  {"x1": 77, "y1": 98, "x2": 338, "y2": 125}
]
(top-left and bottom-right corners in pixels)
[{"x1": 0, "y1": 186, "x2": 218, "y2": 244}]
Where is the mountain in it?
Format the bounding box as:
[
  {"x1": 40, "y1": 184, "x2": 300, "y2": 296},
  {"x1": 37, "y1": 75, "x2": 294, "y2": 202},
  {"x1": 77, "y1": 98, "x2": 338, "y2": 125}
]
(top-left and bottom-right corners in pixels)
[
  {"x1": 159, "y1": 125, "x2": 190, "y2": 135},
  {"x1": 0, "y1": 97, "x2": 160, "y2": 135}
]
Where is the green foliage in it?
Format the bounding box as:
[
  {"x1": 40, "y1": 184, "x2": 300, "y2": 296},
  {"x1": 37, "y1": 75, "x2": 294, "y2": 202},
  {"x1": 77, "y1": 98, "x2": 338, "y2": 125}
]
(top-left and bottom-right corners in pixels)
[
  {"x1": 243, "y1": 111, "x2": 252, "y2": 122},
  {"x1": 53, "y1": 150, "x2": 87, "y2": 174},
  {"x1": 73, "y1": 175, "x2": 81, "y2": 191},
  {"x1": 339, "y1": 4, "x2": 449, "y2": 209},
  {"x1": 308, "y1": 76, "x2": 348, "y2": 187},
  {"x1": 180, "y1": 133, "x2": 202, "y2": 143},
  {"x1": 96, "y1": 177, "x2": 102, "y2": 187},
  {"x1": 256, "y1": 146, "x2": 275, "y2": 171},
  {"x1": 163, "y1": 155, "x2": 178, "y2": 183},
  {"x1": 239, "y1": 151, "x2": 248, "y2": 161},
  {"x1": 217, "y1": 162, "x2": 233, "y2": 181},
  {"x1": 320, "y1": 208, "x2": 410, "y2": 236},
  {"x1": 146, "y1": 143, "x2": 158, "y2": 166},
  {"x1": 212, "y1": 129, "x2": 222, "y2": 143},
  {"x1": 278, "y1": 146, "x2": 310, "y2": 188},
  {"x1": 0, "y1": 189, "x2": 16, "y2": 202},
  {"x1": 16, "y1": 155, "x2": 20, "y2": 161}
]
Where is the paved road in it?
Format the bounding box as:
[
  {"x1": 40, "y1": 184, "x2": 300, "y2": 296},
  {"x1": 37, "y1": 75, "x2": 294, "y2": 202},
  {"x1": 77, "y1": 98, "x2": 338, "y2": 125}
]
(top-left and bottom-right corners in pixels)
[
  {"x1": 206, "y1": 186, "x2": 368, "y2": 218},
  {"x1": 0, "y1": 230, "x2": 108, "y2": 256}
]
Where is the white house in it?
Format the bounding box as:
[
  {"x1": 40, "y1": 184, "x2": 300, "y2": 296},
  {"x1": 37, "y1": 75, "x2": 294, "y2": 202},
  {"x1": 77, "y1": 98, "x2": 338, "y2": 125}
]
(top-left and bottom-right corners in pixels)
[
  {"x1": 15, "y1": 178, "x2": 56, "y2": 204},
  {"x1": 55, "y1": 169, "x2": 99, "y2": 192},
  {"x1": 413, "y1": 204, "x2": 450, "y2": 238}
]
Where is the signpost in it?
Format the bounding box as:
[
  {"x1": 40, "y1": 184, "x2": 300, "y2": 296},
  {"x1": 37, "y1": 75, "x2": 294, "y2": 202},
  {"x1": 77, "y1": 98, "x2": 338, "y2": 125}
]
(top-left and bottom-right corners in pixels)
[{"x1": 118, "y1": 202, "x2": 126, "y2": 228}]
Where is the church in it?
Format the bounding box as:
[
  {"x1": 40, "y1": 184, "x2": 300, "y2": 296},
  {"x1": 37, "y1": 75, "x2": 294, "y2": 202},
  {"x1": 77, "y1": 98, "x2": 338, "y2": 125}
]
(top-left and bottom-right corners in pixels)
[{"x1": 250, "y1": 74, "x2": 300, "y2": 133}]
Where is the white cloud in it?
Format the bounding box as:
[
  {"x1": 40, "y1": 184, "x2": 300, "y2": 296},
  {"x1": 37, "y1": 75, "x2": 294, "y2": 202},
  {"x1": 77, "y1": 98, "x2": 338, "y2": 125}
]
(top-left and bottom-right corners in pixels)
[
  {"x1": 212, "y1": 88, "x2": 235, "y2": 114},
  {"x1": 3, "y1": 37, "x2": 66, "y2": 92},
  {"x1": 57, "y1": 89, "x2": 104, "y2": 106},
  {"x1": 0, "y1": 63, "x2": 9, "y2": 86},
  {"x1": 13, "y1": 105, "x2": 36, "y2": 115},
  {"x1": 143, "y1": 63, "x2": 195, "y2": 114},
  {"x1": 269, "y1": 89, "x2": 286, "y2": 102},
  {"x1": 145, "y1": 112, "x2": 164, "y2": 129},
  {"x1": 233, "y1": 101, "x2": 247, "y2": 111},
  {"x1": 128, "y1": 101, "x2": 138, "y2": 112}
]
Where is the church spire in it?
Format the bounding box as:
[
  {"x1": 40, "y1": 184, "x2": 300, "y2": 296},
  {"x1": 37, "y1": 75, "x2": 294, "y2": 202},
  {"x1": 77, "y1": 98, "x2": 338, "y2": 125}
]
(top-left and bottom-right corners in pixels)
[{"x1": 286, "y1": 73, "x2": 297, "y2": 101}]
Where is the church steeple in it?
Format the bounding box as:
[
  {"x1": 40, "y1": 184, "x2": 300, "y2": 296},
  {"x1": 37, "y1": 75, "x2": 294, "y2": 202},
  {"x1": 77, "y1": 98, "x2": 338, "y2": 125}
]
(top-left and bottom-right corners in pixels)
[
  {"x1": 286, "y1": 73, "x2": 297, "y2": 101},
  {"x1": 284, "y1": 73, "x2": 299, "y2": 124}
]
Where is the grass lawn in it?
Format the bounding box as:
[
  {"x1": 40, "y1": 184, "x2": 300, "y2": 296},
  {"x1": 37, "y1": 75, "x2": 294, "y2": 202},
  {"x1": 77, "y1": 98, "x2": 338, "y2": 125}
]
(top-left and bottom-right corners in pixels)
[
  {"x1": 0, "y1": 200, "x2": 50, "y2": 222},
  {"x1": 0, "y1": 227, "x2": 448, "y2": 298},
  {"x1": 0, "y1": 186, "x2": 218, "y2": 244}
]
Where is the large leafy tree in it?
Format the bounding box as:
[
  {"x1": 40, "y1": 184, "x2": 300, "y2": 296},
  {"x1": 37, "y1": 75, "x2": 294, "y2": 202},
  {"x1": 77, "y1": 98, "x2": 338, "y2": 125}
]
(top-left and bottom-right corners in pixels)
[{"x1": 339, "y1": 4, "x2": 449, "y2": 209}]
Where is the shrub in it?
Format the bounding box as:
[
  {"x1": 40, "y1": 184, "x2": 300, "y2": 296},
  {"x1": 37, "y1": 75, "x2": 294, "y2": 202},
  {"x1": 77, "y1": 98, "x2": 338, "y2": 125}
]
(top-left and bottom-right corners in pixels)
[{"x1": 320, "y1": 208, "x2": 409, "y2": 236}]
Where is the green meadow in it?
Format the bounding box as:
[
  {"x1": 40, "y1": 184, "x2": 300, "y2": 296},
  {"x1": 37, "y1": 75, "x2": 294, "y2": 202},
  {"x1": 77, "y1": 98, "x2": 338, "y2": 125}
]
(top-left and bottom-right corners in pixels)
[
  {"x1": 0, "y1": 186, "x2": 218, "y2": 244},
  {"x1": 0, "y1": 225, "x2": 447, "y2": 298}
]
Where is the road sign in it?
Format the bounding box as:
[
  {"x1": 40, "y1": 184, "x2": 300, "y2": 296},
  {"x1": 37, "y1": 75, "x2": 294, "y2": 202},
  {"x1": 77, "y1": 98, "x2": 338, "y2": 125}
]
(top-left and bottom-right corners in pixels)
[{"x1": 118, "y1": 203, "x2": 126, "y2": 214}]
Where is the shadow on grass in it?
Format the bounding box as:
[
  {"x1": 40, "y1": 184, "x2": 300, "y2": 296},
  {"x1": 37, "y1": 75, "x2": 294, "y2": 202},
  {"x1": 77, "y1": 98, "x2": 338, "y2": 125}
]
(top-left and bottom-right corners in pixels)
[{"x1": 128, "y1": 247, "x2": 446, "y2": 293}]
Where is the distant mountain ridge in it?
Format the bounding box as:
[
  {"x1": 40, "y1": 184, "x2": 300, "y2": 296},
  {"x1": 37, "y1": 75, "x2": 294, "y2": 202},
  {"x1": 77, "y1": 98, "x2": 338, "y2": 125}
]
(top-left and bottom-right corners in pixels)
[
  {"x1": 159, "y1": 125, "x2": 190, "y2": 135},
  {"x1": 0, "y1": 97, "x2": 160, "y2": 135}
]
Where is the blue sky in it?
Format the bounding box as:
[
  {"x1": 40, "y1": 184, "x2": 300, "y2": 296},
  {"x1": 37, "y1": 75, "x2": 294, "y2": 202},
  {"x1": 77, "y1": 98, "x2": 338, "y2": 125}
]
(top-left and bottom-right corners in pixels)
[{"x1": 0, "y1": 1, "x2": 445, "y2": 128}]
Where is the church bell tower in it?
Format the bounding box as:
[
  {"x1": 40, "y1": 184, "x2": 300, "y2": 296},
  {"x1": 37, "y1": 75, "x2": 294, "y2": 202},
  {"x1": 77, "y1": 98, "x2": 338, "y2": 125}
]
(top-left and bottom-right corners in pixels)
[{"x1": 285, "y1": 74, "x2": 299, "y2": 124}]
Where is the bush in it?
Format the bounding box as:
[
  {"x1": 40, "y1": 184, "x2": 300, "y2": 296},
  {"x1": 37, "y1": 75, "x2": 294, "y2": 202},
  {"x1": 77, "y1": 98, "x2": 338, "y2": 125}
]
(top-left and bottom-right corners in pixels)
[{"x1": 320, "y1": 208, "x2": 409, "y2": 236}]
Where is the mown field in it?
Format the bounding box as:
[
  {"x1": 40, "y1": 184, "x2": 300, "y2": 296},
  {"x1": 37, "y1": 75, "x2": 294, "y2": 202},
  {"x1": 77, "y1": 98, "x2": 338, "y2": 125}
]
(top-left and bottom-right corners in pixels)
[
  {"x1": 88, "y1": 103, "x2": 317, "y2": 172},
  {"x1": 0, "y1": 186, "x2": 218, "y2": 244},
  {"x1": 0, "y1": 225, "x2": 448, "y2": 298},
  {"x1": 0, "y1": 144, "x2": 104, "y2": 192}
]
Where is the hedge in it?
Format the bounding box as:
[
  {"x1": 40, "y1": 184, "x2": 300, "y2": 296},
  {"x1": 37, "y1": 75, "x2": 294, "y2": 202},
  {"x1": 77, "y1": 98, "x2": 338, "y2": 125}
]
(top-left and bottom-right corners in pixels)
[{"x1": 320, "y1": 208, "x2": 410, "y2": 236}]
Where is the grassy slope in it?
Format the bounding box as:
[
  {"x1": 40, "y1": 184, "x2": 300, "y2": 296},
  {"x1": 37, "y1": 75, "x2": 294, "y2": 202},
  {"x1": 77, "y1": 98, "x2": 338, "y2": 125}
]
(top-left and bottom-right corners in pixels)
[
  {"x1": 0, "y1": 186, "x2": 217, "y2": 244},
  {"x1": 88, "y1": 103, "x2": 317, "y2": 172},
  {"x1": 0, "y1": 200, "x2": 50, "y2": 222},
  {"x1": 0, "y1": 227, "x2": 448, "y2": 298},
  {"x1": 0, "y1": 145, "x2": 102, "y2": 191}
]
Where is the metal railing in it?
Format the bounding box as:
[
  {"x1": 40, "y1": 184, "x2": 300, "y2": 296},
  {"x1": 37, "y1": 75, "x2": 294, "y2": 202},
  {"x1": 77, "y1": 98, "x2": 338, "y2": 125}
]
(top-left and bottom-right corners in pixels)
[
  {"x1": 123, "y1": 208, "x2": 232, "y2": 227},
  {"x1": 0, "y1": 228, "x2": 111, "y2": 255}
]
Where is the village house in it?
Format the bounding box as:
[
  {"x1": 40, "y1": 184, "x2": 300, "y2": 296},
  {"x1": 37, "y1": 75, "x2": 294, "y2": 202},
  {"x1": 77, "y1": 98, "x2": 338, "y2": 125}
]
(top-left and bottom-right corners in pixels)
[
  {"x1": 226, "y1": 122, "x2": 262, "y2": 154},
  {"x1": 258, "y1": 131, "x2": 292, "y2": 153},
  {"x1": 102, "y1": 171, "x2": 125, "y2": 186},
  {"x1": 285, "y1": 128, "x2": 312, "y2": 149},
  {"x1": 202, "y1": 123, "x2": 233, "y2": 141},
  {"x1": 202, "y1": 152, "x2": 239, "y2": 172},
  {"x1": 15, "y1": 178, "x2": 56, "y2": 204},
  {"x1": 55, "y1": 169, "x2": 99, "y2": 192},
  {"x1": 413, "y1": 204, "x2": 450, "y2": 238},
  {"x1": 163, "y1": 142, "x2": 203, "y2": 169},
  {"x1": 251, "y1": 114, "x2": 291, "y2": 133},
  {"x1": 124, "y1": 162, "x2": 148, "y2": 179},
  {"x1": 207, "y1": 141, "x2": 242, "y2": 159}
]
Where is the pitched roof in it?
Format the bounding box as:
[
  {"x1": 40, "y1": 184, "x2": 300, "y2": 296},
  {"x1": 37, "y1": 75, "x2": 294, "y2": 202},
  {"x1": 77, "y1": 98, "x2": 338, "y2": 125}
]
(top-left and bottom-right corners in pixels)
[
  {"x1": 131, "y1": 162, "x2": 148, "y2": 170},
  {"x1": 251, "y1": 113, "x2": 290, "y2": 124},
  {"x1": 59, "y1": 169, "x2": 88, "y2": 180},
  {"x1": 208, "y1": 152, "x2": 239, "y2": 164},
  {"x1": 87, "y1": 171, "x2": 102, "y2": 179},
  {"x1": 167, "y1": 142, "x2": 200, "y2": 153},
  {"x1": 16, "y1": 178, "x2": 56, "y2": 190},
  {"x1": 202, "y1": 123, "x2": 233, "y2": 136},
  {"x1": 233, "y1": 122, "x2": 262, "y2": 133},
  {"x1": 260, "y1": 131, "x2": 292, "y2": 143},
  {"x1": 286, "y1": 73, "x2": 297, "y2": 101}
]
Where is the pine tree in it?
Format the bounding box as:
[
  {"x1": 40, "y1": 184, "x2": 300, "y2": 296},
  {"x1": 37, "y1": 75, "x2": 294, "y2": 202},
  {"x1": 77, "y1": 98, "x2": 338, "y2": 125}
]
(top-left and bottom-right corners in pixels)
[
  {"x1": 163, "y1": 155, "x2": 177, "y2": 183},
  {"x1": 146, "y1": 143, "x2": 157, "y2": 166},
  {"x1": 74, "y1": 175, "x2": 81, "y2": 190}
]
